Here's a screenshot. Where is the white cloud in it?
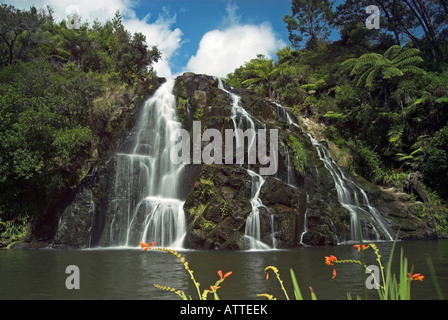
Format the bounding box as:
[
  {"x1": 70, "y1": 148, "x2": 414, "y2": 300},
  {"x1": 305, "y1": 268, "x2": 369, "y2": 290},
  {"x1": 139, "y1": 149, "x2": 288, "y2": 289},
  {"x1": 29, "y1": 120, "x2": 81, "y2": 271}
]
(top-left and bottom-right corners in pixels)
[
  {"x1": 11, "y1": 0, "x2": 134, "y2": 23},
  {"x1": 8, "y1": 0, "x2": 182, "y2": 78},
  {"x1": 184, "y1": 4, "x2": 285, "y2": 78},
  {"x1": 123, "y1": 9, "x2": 183, "y2": 78}
]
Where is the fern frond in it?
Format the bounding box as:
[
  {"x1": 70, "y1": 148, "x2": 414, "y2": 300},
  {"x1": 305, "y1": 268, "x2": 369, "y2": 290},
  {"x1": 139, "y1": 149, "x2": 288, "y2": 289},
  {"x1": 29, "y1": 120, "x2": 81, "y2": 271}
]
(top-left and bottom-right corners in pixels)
[
  {"x1": 391, "y1": 48, "x2": 421, "y2": 64},
  {"x1": 350, "y1": 53, "x2": 380, "y2": 75},
  {"x1": 341, "y1": 58, "x2": 357, "y2": 69},
  {"x1": 384, "y1": 45, "x2": 403, "y2": 60},
  {"x1": 365, "y1": 68, "x2": 380, "y2": 87},
  {"x1": 400, "y1": 65, "x2": 425, "y2": 75},
  {"x1": 382, "y1": 67, "x2": 404, "y2": 79},
  {"x1": 394, "y1": 56, "x2": 423, "y2": 68},
  {"x1": 356, "y1": 67, "x2": 374, "y2": 87}
]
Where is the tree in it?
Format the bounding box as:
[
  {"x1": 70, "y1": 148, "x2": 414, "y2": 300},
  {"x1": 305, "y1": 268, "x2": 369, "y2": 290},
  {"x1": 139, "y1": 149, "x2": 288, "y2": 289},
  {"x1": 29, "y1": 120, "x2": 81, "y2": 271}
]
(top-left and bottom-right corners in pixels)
[
  {"x1": 0, "y1": 4, "x2": 50, "y2": 65},
  {"x1": 283, "y1": 0, "x2": 333, "y2": 49},
  {"x1": 343, "y1": 45, "x2": 425, "y2": 92},
  {"x1": 241, "y1": 55, "x2": 284, "y2": 99},
  {"x1": 334, "y1": 0, "x2": 446, "y2": 62},
  {"x1": 423, "y1": 125, "x2": 448, "y2": 198},
  {"x1": 110, "y1": 11, "x2": 161, "y2": 84}
]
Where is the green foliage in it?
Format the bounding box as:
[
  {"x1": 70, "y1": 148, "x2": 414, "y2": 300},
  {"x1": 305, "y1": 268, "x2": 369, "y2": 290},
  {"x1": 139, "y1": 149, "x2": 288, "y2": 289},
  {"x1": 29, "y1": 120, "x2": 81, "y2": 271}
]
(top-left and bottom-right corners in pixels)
[
  {"x1": 0, "y1": 5, "x2": 161, "y2": 224},
  {"x1": 347, "y1": 139, "x2": 387, "y2": 184},
  {"x1": 193, "y1": 107, "x2": 204, "y2": 121},
  {"x1": 226, "y1": 28, "x2": 448, "y2": 198},
  {"x1": 226, "y1": 54, "x2": 283, "y2": 98},
  {"x1": 0, "y1": 59, "x2": 99, "y2": 220},
  {"x1": 343, "y1": 45, "x2": 425, "y2": 88},
  {"x1": 287, "y1": 135, "x2": 307, "y2": 175},
  {"x1": 423, "y1": 125, "x2": 448, "y2": 198},
  {"x1": 0, "y1": 215, "x2": 29, "y2": 240}
]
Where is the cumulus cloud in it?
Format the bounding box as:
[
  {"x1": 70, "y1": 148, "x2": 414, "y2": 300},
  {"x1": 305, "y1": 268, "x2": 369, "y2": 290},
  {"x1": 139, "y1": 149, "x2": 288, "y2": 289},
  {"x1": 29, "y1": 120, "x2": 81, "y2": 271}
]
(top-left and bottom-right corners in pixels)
[
  {"x1": 124, "y1": 8, "x2": 183, "y2": 78},
  {"x1": 10, "y1": 0, "x2": 134, "y2": 23},
  {"x1": 184, "y1": 3, "x2": 285, "y2": 78},
  {"x1": 8, "y1": 0, "x2": 182, "y2": 78}
]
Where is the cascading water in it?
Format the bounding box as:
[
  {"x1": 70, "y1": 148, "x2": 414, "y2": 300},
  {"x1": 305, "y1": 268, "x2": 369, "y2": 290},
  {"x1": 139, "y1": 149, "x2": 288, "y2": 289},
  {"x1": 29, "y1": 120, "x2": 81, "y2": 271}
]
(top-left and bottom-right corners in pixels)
[
  {"x1": 272, "y1": 101, "x2": 393, "y2": 243},
  {"x1": 217, "y1": 79, "x2": 275, "y2": 250},
  {"x1": 245, "y1": 170, "x2": 271, "y2": 250},
  {"x1": 104, "y1": 80, "x2": 186, "y2": 248},
  {"x1": 306, "y1": 134, "x2": 393, "y2": 242}
]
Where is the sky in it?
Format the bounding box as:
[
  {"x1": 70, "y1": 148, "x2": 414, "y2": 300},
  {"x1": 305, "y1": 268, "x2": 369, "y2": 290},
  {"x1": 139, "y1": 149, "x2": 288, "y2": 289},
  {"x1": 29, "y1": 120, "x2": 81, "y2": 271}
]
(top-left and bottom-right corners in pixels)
[{"x1": 6, "y1": 0, "x2": 294, "y2": 78}]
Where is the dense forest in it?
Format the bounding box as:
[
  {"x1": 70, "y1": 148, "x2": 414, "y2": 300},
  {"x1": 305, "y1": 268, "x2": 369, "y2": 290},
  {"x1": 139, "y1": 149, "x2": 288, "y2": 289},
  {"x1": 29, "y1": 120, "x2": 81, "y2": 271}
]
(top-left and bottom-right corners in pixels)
[
  {"x1": 0, "y1": 4, "x2": 161, "y2": 239},
  {"x1": 1, "y1": 1, "x2": 448, "y2": 242}
]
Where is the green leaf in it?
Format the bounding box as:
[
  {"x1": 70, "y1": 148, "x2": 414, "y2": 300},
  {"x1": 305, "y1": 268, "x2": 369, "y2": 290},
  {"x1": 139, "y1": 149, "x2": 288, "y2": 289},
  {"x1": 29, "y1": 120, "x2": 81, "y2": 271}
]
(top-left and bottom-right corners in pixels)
[
  {"x1": 323, "y1": 111, "x2": 344, "y2": 118},
  {"x1": 290, "y1": 269, "x2": 303, "y2": 300}
]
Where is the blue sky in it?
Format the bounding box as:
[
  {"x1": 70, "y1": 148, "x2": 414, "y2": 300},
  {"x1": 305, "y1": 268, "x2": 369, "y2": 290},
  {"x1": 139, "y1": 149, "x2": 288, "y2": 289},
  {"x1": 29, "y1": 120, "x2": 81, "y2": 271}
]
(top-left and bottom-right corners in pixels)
[{"x1": 8, "y1": 0, "x2": 294, "y2": 78}]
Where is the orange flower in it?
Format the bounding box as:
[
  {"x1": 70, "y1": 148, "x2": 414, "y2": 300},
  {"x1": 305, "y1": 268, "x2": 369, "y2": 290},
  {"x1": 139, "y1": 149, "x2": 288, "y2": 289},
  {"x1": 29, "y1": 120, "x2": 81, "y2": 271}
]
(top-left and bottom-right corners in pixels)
[
  {"x1": 332, "y1": 269, "x2": 337, "y2": 279},
  {"x1": 353, "y1": 244, "x2": 367, "y2": 252},
  {"x1": 217, "y1": 270, "x2": 232, "y2": 280},
  {"x1": 408, "y1": 273, "x2": 424, "y2": 281},
  {"x1": 325, "y1": 255, "x2": 337, "y2": 266},
  {"x1": 140, "y1": 241, "x2": 151, "y2": 251},
  {"x1": 210, "y1": 285, "x2": 221, "y2": 292}
]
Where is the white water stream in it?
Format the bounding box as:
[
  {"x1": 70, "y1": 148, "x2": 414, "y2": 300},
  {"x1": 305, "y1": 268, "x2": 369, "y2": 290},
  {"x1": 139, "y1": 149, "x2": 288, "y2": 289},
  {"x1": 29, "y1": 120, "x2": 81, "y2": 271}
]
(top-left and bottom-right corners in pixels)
[{"x1": 106, "y1": 80, "x2": 186, "y2": 248}]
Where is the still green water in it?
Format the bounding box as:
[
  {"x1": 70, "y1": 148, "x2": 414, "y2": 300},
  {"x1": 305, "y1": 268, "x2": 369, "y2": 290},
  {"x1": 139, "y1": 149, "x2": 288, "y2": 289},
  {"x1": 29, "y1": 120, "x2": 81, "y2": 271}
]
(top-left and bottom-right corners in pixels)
[{"x1": 1, "y1": 240, "x2": 447, "y2": 300}]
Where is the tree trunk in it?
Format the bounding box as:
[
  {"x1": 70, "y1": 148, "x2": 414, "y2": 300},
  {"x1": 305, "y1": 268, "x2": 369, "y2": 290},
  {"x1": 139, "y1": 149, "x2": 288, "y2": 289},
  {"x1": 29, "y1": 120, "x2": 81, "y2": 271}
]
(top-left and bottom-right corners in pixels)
[{"x1": 404, "y1": 0, "x2": 440, "y2": 61}]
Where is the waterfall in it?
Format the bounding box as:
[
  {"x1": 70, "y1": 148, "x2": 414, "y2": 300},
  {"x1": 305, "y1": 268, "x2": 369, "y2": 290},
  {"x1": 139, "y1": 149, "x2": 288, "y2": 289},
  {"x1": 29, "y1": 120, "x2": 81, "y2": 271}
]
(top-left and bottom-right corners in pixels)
[
  {"x1": 105, "y1": 80, "x2": 187, "y2": 248},
  {"x1": 306, "y1": 134, "x2": 393, "y2": 242},
  {"x1": 279, "y1": 139, "x2": 294, "y2": 186},
  {"x1": 272, "y1": 101, "x2": 393, "y2": 243},
  {"x1": 217, "y1": 79, "x2": 275, "y2": 250},
  {"x1": 244, "y1": 170, "x2": 271, "y2": 250}
]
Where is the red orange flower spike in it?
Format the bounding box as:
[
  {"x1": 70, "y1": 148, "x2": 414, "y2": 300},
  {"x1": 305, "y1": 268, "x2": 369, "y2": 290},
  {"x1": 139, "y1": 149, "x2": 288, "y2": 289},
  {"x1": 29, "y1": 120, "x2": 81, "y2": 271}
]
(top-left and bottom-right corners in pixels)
[
  {"x1": 139, "y1": 241, "x2": 152, "y2": 251},
  {"x1": 353, "y1": 244, "x2": 367, "y2": 252},
  {"x1": 325, "y1": 255, "x2": 337, "y2": 266},
  {"x1": 217, "y1": 270, "x2": 232, "y2": 280},
  {"x1": 332, "y1": 269, "x2": 337, "y2": 279},
  {"x1": 408, "y1": 273, "x2": 424, "y2": 281}
]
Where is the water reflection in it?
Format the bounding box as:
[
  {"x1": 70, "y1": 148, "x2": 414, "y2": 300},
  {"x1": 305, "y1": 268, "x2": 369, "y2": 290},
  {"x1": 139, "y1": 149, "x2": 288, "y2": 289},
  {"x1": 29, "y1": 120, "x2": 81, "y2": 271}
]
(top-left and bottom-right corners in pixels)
[{"x1": 0, "y1": 240, "x2": 447, "y2": 300}]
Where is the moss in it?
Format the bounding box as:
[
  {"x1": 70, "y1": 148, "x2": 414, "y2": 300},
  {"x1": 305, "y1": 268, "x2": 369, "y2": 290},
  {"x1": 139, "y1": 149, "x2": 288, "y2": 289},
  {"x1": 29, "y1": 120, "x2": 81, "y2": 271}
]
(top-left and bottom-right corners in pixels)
[
  {"x1": 177, "y1": 97, "x2": 189, "y2": 123},
  {"x1": 193, "y1": 107, "x2": 204, "y2": 121},
  {"x1": 287, "y1": 135, "x2": 307, "y2": 175}
]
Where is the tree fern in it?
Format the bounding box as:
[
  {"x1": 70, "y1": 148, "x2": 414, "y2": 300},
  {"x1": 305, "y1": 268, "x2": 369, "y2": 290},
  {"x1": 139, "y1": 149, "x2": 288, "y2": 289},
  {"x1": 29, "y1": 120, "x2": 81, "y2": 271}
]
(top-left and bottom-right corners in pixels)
[
  {"x1": 363, "y1": 68, "x2": 379, "y2": 87},
  {"x1": 384, "y1": 45, "x2": 403, "y2": 60},
  {"x1": 394, "y1": 56, "x2": 424, "y2": 68},
  {"x1": 382, "y1": 67, "x2": 404, "y2": 79},
  {"x1": 344, "y1": 45, "x2": 424, "y2": 89},
  {"x1": 391, "y1": 48, "x2": 421, "y2": 64}
]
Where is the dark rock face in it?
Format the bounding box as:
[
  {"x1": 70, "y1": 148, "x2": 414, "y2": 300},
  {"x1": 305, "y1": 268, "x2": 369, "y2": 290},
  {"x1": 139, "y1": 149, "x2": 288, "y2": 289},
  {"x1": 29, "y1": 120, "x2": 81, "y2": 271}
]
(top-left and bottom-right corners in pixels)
[
  {"x1": 354, "y1": 175, "x2": 439, "y2": 241},
  {"x1": 183, "y1": 164, "x2": 307, "y2": 249},
  {"x1": 36, "y1": 72, "x2": 441, "y2": 249}
]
